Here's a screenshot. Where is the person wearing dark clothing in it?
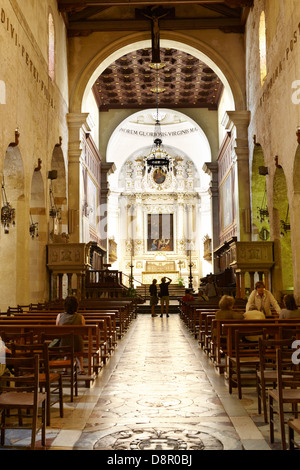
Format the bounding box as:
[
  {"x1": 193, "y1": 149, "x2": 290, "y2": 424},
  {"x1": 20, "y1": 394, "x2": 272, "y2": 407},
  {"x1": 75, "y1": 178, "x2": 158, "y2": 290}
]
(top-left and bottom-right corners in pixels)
[
  {"x1": 56, "y1": 296, "x2": 85, "y2": 373},
  {"x1": 159, "y1": 277, "x2": 172, "y2": 317},
  {"x1": 149, "y1": 279, "x2": 158, "y2": 317}
]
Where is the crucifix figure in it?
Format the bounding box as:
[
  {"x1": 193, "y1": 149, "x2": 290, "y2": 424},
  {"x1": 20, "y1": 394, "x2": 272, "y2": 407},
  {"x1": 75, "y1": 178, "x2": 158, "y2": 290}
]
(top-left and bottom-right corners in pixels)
[{"x1": 142, "y1": 6, "x2": 168, "y2": 64}]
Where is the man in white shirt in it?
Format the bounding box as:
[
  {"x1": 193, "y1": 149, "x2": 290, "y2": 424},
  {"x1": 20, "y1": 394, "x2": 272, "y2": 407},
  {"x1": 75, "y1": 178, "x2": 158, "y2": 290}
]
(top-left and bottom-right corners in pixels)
[{"x1": 246, "y1": 281, "x2": 281, "y2": 316}]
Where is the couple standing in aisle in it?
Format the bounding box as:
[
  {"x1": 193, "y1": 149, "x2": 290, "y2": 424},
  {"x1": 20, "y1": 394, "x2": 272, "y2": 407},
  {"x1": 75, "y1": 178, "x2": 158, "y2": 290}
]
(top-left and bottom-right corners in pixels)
[{"x1": 149, "y1": 277, "x2": 172, "y2": 317}]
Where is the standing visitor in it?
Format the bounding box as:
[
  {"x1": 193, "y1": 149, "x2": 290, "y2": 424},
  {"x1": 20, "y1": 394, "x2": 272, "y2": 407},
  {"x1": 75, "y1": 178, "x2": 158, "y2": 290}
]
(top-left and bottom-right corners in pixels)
[
  {"x1": 149, "y1": 279, "x2": 158, "y2": 317},
  {"x1": 205, "y1": 277, "x2": 218, "y2": 299},
  {"x1": 159, "y1": 277, "x2": 172, "y2": 318}
]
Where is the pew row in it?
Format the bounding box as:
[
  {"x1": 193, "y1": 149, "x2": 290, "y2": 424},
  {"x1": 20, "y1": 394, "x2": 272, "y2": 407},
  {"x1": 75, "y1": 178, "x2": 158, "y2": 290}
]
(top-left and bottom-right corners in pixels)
[{"x1": 0, "y1": 324, "x2": 100, "y2": 387}]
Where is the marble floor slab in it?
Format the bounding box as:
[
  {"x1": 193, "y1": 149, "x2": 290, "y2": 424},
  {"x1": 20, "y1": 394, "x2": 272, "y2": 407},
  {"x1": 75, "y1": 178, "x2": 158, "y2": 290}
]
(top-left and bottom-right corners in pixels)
[{"x1": 1, "y1": 314, "x2": 297, "y2": 452}]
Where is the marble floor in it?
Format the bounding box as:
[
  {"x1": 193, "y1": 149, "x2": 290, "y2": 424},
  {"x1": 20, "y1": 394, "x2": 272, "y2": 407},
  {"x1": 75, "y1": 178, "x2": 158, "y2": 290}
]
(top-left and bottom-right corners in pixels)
[{"x1": 1, "y1": 313, "x2": 298, "y2": 452}]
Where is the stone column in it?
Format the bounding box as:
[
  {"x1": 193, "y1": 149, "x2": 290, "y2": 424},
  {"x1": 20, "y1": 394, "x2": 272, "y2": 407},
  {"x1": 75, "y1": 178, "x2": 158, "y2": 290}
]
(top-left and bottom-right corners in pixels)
[
  {"x1": 67, "y1": 113, "x2": 90, "y2": 243},
  {"x1": 100, "y1": 162, "x2": 116, "y2": 263},
  {"x1": 291, "y1": 192, "x2": 300, "y2": 303},
  {"x1": 223, "y1": 111, "x2": 251, "y2": 241},
  {"x1": 203, "y1": 162, "x2": 219, "y2": 272}
]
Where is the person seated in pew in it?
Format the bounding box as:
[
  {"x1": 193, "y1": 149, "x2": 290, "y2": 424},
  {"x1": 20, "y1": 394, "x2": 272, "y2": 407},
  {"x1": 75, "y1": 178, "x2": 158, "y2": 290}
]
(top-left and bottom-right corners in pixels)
[
  {"x1": 181, "y1": 289, "x2": 195, "y2": 314},
  {"x1": 279, "y1": 294, "x2": 300, "y2": 319},
  {"x1": 212, "y1": 296, "x2": 244, "y2": 343},
  {"x1": 0, "y1": 336, "x2": 13, "y2": 375},
  {"x1": 246, "y1": 281, "x2": 281, "y2": 316},
  {"x1": 56, "y1": 296, "x2": 86, "y2": 374},
  {"x1": 215, "y1": 295, "x2": 244, "y2": 321},
  {"x1": 243, "y1": 308, "x2": 265, "y2": 342},
  {"x1": 198, "y1": 289, "x2": 208, "y2": 301},
  {"x1": 182, "y1": 289, "x2": 195, "y2": 303}
]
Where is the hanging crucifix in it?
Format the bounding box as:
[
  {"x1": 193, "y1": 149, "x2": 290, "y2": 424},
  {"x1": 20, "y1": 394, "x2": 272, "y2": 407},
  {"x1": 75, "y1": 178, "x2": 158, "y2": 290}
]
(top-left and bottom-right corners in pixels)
[{"x1": 142, "y1": 6, "x2": 169, "y2": 64}]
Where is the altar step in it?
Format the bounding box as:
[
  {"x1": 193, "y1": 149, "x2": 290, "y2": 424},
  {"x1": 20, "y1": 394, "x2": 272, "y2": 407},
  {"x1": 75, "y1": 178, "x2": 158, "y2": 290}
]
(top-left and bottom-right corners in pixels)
[
  {"x1": 137, "y1": 303, "x2": 181, "y2": 315},
  {"x1": 136, "y1": 284, "x2": 186, "y2": 300}
]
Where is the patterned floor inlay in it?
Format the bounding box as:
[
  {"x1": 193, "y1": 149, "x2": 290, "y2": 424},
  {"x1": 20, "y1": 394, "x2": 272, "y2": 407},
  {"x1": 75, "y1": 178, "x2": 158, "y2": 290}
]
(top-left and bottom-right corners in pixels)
[{"x1": 93, "y1": 427, "x2": 225, "y2": 450}]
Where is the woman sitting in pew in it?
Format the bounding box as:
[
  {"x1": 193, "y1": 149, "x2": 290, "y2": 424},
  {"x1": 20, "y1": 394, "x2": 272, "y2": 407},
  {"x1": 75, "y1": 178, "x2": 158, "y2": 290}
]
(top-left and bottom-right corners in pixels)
[
  {"x1": 56, "y1": 296, "x2": 86, "y2": 374},
  {"x1": 279, "y1": 294, "x2": 300, "y2": 319},
  {"x1": 212, "y1": 296, "x2": 244, "y2": 345},
  {"x1": 215, "y1": 295, "x2": 244, "y2": 321}
]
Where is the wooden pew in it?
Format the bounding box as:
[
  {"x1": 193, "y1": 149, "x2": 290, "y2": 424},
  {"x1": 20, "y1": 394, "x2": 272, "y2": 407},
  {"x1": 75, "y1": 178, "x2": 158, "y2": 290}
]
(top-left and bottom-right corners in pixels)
[
  {"x1": 7, "y1": 311, "x2": 117, "y2": 362},
  {"x1": 180, "y1": 301, "x2": 219, "y2": 336},
  {"x1": 0, "y1": 317, "x2": 108, "y2": 372},
  {"x1": 79, "y1": 299, "x2": 135, "y2": 333},
  {"x1": 0, "y1": 324, "x2": 100, "y2": 387},
  {"x1": 221, "y1": 320, "x2": 300, "y2": 374}
]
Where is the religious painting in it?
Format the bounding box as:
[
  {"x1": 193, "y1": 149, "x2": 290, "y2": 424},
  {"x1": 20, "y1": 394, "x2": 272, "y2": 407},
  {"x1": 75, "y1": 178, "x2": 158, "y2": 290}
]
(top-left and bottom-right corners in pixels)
[
  {"x1": 147, "y1": 214, "x2": 174, "y2": 251},
  {"x1": 153, "y1": 168, "x2": 167, "y2": 185}
]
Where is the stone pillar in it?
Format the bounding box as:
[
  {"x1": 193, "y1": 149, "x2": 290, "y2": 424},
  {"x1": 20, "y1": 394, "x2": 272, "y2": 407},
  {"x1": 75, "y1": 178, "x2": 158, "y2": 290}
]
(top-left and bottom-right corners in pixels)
[
  {"x1": 100, "y1": 162, "x2": 116, "y2": 263},
  {"x1": 223, "y1": 111, "x2": 251, "y2": 241},
  {"x1": 67, "y1": 273, "x2": 73, "y2": 296},
  {"x1": 67, "y1": 113, "x2": 90, "y2": 243},
  {"x1": 203, "y1": 162, "x2": 219, "y2": 272},
  {"x1": 58, "y1": 273, "x2": 63, "y2": 301},
  {"x1": 291, "y1": 192, "x2": 300, "y2": 303}
]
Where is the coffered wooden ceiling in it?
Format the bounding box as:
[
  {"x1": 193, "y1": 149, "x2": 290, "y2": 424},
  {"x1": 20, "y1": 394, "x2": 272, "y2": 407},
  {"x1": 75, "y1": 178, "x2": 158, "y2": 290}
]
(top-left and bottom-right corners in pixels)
[{"x1": 58, "y1": 1, "x2": 252, "y2": 110}]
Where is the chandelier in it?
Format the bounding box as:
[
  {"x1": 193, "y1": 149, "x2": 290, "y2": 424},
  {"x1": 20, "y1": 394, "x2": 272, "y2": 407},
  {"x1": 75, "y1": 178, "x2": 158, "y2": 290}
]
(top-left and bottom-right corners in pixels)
[
  {"x1": 1, "y1": 177, "x2": 15, "y2": 234},
  {"x1": 48, "y1": 171, "x2": 61, "y2": 220},
  {"x1": 280, "y1": 204, "x2": 290, "y2": 236},
  {"x1": 257, "y1": 184, "x2": 269, "y2": 223},
  {"x1": 145, "y1": 61, "x2": 171, "y2": 173},
  {"x1": 29, "y1": 212, "x2": 39, "y2": 239}
]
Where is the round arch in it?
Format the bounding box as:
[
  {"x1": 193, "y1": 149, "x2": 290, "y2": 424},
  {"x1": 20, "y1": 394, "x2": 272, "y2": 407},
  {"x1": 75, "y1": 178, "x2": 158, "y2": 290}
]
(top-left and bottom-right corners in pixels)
[
  {"x1": 107, "y1": 107, "x2": 212, "y2": 190},
  {"x1": 69, "y1": 31, "x2": 245, "y2": 114}
]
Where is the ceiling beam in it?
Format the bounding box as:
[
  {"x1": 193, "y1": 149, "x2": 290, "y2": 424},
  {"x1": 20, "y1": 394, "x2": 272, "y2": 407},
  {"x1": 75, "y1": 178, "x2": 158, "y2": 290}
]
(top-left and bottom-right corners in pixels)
[
  {"x1": 67, "y1": 17, "x2": 244, "y2": 32},
  {"x1": 58, "y1": 0, "x2": 252, "y2": 12}
]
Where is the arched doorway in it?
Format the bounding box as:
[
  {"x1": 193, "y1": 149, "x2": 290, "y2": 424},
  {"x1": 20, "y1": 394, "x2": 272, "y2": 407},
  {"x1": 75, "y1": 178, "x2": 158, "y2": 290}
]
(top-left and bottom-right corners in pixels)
[
  {"x1": 67, "y1": 33, "x2": 245, "y2": 285},
  {"x1": 106, "y1": 108, "x2": 212, "y2": 288}
]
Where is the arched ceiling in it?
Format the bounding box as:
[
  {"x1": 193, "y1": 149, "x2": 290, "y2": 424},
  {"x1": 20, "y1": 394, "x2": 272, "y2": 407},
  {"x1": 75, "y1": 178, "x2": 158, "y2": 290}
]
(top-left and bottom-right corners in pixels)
[{"x1": 58, "y1": 1, "x2": 252, "y2": 111}]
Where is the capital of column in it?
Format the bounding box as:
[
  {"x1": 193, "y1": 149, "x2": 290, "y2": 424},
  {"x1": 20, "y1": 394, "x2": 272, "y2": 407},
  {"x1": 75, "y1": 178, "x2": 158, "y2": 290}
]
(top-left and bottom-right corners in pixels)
[
  {"x1": 67, "y1": 113, "x2": 91, "y2": 164},
  {"x1": 67, "y1": 112, "x2": 91, "y2": 132},
  {"x1": 101, "y1": 162, "x2": 116, "y2": 202},
  {"x1": 222, "y1": 110, "x2": 251, "y2": 135}
]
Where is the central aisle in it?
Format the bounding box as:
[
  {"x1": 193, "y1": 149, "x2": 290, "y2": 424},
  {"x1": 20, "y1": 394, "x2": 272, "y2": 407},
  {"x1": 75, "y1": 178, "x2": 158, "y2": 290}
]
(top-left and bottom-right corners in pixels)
[{"x1": 63, "y1": 314, "x2": 270, "y2": 451}]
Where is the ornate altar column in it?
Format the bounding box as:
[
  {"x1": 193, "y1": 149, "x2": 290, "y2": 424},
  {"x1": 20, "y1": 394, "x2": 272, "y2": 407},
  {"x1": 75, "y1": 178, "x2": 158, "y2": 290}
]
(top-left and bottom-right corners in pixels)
[
  {"x1": 177, "y1": 197, "x2": 186, "y2": 254},
  {"x1": 134, "y1": 194, "x2": 144, "y2": 255},
  {"x1": 223, "y1": 111, "x2": 251, "y2": 241}
]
